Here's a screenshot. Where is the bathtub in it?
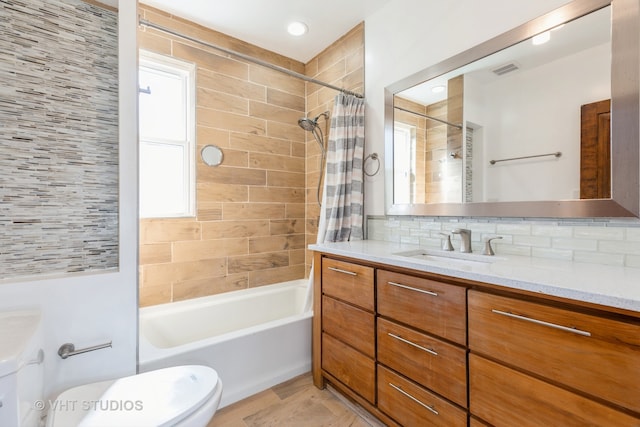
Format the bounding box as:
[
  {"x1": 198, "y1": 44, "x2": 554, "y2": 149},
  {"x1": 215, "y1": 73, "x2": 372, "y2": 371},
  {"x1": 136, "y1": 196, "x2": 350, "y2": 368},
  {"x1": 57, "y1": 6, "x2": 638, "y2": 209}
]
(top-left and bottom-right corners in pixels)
[{"x1": 138, "y1": 279, "x2": 313, "y2": 408}]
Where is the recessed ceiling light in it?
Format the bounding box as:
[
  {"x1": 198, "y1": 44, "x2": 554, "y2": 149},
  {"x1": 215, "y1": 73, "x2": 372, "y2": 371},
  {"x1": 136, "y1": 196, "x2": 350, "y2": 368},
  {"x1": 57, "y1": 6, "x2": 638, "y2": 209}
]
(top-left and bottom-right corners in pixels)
[
  {"x1": 532, "y1": 31, "x2": 551, "y2": 45},
  {"x1": 287, "y1": 21, "x2": 308, "y2": 36},
  {"x1": 431, "y1": 85, "x2": 446, "y2": 93}
]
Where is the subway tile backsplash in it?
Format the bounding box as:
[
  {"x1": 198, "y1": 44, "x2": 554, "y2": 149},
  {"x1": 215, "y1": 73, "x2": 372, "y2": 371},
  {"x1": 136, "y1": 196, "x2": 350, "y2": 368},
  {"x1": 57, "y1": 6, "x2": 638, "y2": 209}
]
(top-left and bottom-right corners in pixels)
[
  {"x1": 368, "y1": 216, "x2": 640, "y2": 268},
  {"x1": 0, "y1": 0, "x2": 119, "y2": 279}
]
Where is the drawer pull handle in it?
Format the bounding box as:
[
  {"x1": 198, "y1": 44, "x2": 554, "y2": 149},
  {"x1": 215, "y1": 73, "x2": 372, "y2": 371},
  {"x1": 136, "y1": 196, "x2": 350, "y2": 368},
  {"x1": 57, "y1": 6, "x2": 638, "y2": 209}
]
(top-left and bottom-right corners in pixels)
[
  {"x1": 388, "y1": 333, "x2": 438, "y2": 356},
  {"x1": 491, "y1": 309, "x2": 591, "y2": 337},
  {"x1": 388, "y1": 383, "x2": 439, "y2": 415},
  {"x1": 388, "y1": 281, "x2": 438, "y2": 297},
  {"x1": 327, "y1": 267, "x2": 357, "y2": 276}
]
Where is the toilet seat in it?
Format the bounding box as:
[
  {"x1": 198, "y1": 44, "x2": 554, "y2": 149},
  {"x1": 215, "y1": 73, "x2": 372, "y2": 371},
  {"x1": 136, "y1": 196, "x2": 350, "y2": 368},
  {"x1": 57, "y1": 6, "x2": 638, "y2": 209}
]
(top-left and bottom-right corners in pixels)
[{"x1": 47, "y1": 365, "x2": 220, "y2": 427}]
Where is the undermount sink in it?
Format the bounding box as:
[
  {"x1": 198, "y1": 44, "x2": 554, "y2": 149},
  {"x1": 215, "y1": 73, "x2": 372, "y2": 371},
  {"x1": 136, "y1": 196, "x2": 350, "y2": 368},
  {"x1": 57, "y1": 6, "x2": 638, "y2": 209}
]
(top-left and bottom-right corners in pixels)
[{"x1": 392, "y1": 249, "x2": 501, "y2": 266}]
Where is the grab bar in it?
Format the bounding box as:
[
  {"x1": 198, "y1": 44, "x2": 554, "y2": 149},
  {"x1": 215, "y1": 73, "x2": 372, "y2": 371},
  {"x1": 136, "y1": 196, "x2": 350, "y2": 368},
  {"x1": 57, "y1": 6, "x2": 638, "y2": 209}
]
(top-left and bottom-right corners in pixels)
[
  {"x1": 58, "y1": 341, "x2": 112, "y2": 359},
  {"x1": 490, "y1": 151, "x2": 561, "y2": 165}
]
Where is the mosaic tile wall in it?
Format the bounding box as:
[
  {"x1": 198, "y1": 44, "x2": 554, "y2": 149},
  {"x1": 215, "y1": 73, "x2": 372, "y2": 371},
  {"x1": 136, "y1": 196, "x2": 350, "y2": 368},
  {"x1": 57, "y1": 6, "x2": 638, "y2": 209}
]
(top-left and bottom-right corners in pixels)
[
  {"x1": 0, "y1": 0, "x2": 119, "y2": 279},
  {"x1": 464, "y1": 127, "x2": 473, "y2": 203}
]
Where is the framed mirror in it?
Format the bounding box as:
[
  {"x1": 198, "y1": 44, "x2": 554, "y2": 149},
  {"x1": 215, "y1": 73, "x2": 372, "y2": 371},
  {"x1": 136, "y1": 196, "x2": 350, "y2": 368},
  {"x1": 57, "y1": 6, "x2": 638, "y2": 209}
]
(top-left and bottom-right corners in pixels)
[{"x1": 384, "y1": 0, "x2": 639, "y2": 218}]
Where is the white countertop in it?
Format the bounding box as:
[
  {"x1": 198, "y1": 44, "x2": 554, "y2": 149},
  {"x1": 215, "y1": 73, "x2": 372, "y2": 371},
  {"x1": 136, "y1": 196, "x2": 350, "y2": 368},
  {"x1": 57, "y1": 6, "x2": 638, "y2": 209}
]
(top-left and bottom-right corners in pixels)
[{"x1": 309, "y1": 240, "x2": 640, "y2": 314}]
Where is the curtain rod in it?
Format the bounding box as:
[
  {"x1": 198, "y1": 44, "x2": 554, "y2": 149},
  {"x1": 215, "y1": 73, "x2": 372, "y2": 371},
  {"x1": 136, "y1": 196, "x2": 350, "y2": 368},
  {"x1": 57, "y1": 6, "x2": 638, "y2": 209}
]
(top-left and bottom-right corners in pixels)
[
  {"x1": 138, "y1": 18, "x2": 364, "y2": 99},
  {"x1": 394, "y1": 105, "x2": 463, "y2": 129}
]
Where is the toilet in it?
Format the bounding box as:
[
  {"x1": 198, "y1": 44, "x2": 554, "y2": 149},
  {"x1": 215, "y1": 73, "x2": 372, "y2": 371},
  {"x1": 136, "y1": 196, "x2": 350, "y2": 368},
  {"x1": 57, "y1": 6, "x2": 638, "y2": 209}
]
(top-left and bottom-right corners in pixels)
[
  {"x1": 0, "y1": 309, "x2": 223, "y2": 427},
  {"x1": 46, "y1": 365, "x2": 223, "y2": 427}
]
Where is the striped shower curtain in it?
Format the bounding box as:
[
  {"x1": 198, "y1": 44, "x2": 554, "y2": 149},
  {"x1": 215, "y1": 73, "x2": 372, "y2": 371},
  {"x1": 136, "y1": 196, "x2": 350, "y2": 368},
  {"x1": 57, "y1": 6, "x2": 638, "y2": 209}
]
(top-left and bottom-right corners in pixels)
[
  {"x1": 303, "y1": 93, "x2": 365, "y2": 312},
  {"x1": 322, "y1": 93, "x2": 365, "y2": 242}
]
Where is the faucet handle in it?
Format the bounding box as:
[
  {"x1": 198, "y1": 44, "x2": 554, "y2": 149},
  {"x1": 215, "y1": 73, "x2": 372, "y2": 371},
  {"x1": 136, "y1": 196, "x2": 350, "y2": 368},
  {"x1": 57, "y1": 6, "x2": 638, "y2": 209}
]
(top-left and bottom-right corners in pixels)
[
  {"x1": 483, "y1": 236, "x2": 503, "y2": 256},
  {"x1": 439, "y1": 232, "x2": 454, "y2": 251}
]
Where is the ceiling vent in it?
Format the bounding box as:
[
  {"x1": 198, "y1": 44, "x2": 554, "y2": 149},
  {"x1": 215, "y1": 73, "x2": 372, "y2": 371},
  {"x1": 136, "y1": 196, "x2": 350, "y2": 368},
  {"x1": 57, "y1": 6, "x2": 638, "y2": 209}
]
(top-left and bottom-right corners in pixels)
[{"x1": 492, "y1": 63, "x2": 519, "y2": 76}]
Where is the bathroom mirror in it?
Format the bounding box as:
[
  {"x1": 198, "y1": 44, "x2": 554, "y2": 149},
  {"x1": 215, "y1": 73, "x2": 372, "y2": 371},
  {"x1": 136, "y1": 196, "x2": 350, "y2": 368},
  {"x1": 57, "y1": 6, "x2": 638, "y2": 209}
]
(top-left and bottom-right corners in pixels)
[
  {"x1": 384, "y1": 0, "x2": 639, "y2": 217},
  {"x1": 201, "y1": 145, "x2": 224, "y2": 167}
]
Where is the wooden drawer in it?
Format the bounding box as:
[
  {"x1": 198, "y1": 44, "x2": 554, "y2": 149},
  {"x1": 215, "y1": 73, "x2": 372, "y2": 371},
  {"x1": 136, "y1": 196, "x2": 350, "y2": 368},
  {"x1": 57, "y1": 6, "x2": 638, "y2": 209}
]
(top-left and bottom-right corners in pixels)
[
  {"x1": 468, "y1": 290, "x2": 640, "y2": 414},
  {"x1": 377, "y1": 317, "x2": 467, "y2": 407},
  {"x1": 470, "y1": 417, "x2": 492, "y2": 427},
  {"x1": 470, "y1": 354, "x2": 640, "y2": 427},
  {"x1": 322, "y1": 258, "x2": 374, "y2": 311},
  {"x1": 378, "y1": 364, "x2": 468, "y2": 427},
  {"x1": 322, "y1": 295, "x2": 375, "y2": 358},
  {"x1": 377, "y1": 270, "x2": 466, "y2": 345},
  {"x1": 322, "y1": 333, "x2": 375, "y2": 403}
]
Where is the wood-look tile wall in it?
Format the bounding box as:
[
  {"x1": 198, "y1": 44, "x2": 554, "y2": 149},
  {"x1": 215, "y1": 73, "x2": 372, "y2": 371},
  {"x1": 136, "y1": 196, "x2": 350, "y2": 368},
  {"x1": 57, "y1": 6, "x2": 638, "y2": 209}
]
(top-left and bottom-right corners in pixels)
[
  {"x1": 138, "y1": 6, "x2": 310, "y2": 306},
  {"x1": 445, "y1": 75, "x2": 464, "y2": 203},
  {"x1": 138, "y1": 8, "x2": 365, "y2": 306},
  {"x1": 394, "y1": 75, "x2": 464, "y2": 205},
  {"x1": 304, "y1": 23, "x2": 365, "y2": 270}
]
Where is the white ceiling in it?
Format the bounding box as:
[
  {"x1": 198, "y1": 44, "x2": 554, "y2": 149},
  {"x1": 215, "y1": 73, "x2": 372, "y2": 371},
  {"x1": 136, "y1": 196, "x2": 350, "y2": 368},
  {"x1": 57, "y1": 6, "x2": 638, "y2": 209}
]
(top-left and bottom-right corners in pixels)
[{"x1": 140, "y1": 0, "x2": 391, "y2": 63}]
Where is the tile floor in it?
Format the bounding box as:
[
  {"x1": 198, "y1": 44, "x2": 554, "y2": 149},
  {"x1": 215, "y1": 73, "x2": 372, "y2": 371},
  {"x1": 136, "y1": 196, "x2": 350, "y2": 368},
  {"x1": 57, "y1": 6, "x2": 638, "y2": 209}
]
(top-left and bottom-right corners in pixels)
[{"x1": 209, "y1": 373, "x2": 386, "y2": 427}]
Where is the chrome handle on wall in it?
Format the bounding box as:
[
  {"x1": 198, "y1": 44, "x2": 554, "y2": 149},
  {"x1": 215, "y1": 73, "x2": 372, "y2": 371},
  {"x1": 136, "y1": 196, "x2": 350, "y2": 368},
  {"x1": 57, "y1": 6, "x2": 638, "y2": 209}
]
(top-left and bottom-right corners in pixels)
[
  {"x1": 388, "y1": 333, "x2": 438, "y2": 356},
  {"x1": 388, "y1": 383, "x2": 439, "y2": 415},
  {"x1": 327, "y1": 267, "x2": 357, "y2": 276},
  {"x1": 58, "y1": 341, "x2": 113, "y2": 359},
  {"x1": 387, "y1": 281, "x2": 438, "y2": 297},
  {"x1": 491, "y1": 309, "x2": 591, "y2": 337}
]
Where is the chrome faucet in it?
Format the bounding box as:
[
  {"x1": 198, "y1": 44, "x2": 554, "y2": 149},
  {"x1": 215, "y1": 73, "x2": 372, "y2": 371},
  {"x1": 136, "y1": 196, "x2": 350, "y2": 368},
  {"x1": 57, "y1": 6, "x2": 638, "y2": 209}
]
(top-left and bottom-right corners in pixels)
[{"x1": 452, "y1": 228, "x2": 472, "y2": 253}]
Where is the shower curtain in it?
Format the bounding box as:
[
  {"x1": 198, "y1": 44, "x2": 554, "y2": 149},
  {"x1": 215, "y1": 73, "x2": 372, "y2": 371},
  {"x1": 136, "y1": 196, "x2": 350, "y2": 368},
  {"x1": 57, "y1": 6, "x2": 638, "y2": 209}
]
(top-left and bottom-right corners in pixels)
[
  {"x1": 320, "y1": 93, "x2": 366, "y2": 243},
  {"x1": 304, "y1": 93, "x2": 365, "y2": 312}
]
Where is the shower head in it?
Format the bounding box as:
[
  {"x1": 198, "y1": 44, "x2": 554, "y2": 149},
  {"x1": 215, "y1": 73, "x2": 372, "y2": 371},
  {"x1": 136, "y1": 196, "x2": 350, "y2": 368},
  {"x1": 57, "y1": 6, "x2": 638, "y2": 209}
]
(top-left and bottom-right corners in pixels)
[
  {"x1": 298, "y1": 117, "x2": 318, "y2": 132},
  {"x1": 297, "y1": 111, "x2": 330, "y2": 132}
]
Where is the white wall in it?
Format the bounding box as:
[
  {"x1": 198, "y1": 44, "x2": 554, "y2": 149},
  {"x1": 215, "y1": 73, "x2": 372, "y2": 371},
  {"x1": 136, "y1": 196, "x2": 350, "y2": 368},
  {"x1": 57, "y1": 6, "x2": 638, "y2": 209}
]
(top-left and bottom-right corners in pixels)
[
  {"x1": 0, "y1": 0, "x2": 138, "y2": 400},
  {"x1": 364, "y1": 0, "x2": 573, "y2": 215},
  {"x1": 466, "y1": 42, "x2": 610, "y2": 202}
]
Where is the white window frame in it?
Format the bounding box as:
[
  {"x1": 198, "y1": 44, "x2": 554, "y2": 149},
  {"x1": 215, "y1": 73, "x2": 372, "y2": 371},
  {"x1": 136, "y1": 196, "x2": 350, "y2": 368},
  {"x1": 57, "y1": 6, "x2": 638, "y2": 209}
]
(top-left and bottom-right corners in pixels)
[{"x1": 138, "y1": 50, "x2": 196, "y2": 218}]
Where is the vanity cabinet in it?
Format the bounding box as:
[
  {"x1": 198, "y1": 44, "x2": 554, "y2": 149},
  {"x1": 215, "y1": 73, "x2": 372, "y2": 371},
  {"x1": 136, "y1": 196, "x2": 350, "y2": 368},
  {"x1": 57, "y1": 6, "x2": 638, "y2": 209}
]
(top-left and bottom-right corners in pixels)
[
  {"x1": 377, "y1": 270, "x2": 466, "y2": 345},
  {"x1": 320, "y1": 258, "x2": 376, "y2": 404},
  {"x1": 312, "y1": 251, "x2": 640, "y2": 427},
  {"x1": 315, "y1": 254, "x2": 469, "y2": 426},
  {"x1": 377, "y1": 269, "x2": 468, "y2": 416},
  {"x1": 469, "y1": 354, "x2": 640, "y2": 427},
  {"x1": 377, "y1": 318, "x2": 467, "y2": 407},
  {"x1": 378, "y1": 364, "x2": 467, "y2": 427},
  {"x1": 468, "y1": 290, "x2": 640, "y2": 426}
]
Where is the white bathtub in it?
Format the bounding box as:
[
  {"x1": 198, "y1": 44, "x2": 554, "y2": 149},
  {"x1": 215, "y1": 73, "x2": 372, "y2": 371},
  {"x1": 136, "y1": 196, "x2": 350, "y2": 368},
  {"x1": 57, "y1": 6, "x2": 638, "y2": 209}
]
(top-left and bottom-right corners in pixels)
[{"x1": 138, "y1": 279, "x2": 312, "y2": 408}]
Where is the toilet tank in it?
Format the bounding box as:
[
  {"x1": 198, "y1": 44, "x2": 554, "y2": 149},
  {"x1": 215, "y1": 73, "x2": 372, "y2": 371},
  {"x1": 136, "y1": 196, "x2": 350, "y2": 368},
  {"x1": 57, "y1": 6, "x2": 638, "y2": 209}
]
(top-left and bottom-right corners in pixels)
[{"x1": 0, "y1": 310, "x2": 44, "y2": 427}]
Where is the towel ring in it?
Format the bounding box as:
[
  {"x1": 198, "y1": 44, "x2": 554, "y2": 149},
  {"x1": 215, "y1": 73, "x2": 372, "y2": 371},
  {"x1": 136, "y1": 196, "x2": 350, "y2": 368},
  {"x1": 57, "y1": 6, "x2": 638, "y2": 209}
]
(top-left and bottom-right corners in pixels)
[{"x1": 364, "y1": 152, "x2": 380, "y2": 177}]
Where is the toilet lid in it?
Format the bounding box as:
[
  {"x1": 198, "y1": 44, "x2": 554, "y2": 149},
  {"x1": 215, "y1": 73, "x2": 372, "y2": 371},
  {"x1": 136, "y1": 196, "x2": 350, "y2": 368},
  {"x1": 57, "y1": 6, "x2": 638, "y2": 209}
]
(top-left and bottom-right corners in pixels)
[{"x1": 50, "y1": 365, "x2": 219, "y2": 427}]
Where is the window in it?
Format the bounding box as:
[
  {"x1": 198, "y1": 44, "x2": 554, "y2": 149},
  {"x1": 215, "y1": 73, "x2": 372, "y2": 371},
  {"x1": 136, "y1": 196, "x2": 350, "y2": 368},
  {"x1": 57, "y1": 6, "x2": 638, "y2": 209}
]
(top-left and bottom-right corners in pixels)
[
  {"x1": 138, "y1": 50, "x2": 195, "y2": 218},
  {"x1": 393, "y1": 123, "x2": 416, "y2": 204}
]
